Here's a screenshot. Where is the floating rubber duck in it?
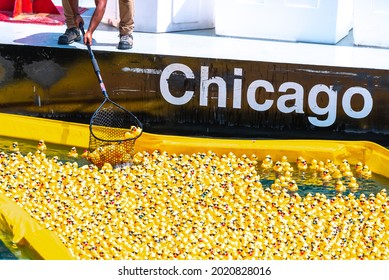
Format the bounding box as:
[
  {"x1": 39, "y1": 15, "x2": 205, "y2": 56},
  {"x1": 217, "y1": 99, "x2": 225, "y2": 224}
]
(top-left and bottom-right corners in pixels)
[
  {"x1": 9, "y1": 141, "x2": 19, "y2": 152},
  {"x1": 348, "y1": 177, "x2": 359, "y2": 192},
  {"x1": 339, "y1": 159, "x2": 350, "y2": 173},
  {"x1": 331, "y1": 168, "x2": 342, "y2": 180},
  {"x1": 297, "y1": 159, "x2": 308, "y2": 172},
  {"x1": 68, "y1": 147, "x2": 78, "y2": 158},
  {"x1": 296, "y1": 156, "x2": 305, "y2": 164},
  {"x1": 355, "y1": 162, "x2": 364, "y2": 175},
  {"x1": 272, "y1": 161, "x2": 283, "y2": 173},
  {"x1": 282, "y1": 161, "x2": 294, "y2": 173},
  {"x1": 261, "y1": 155, "x2": 273, "y2": 169},
  {"x1": 342, "y1": 164, "x2": 353, "y2": 178},
  {"x1": 321, "y1": 169, "x2": 332, "y2": 182},
  {"x1": 360, "y1": 165, "x2": 372, "y2": 179},
  {"x1": 335, "y1": 180, "x2": 346, "y2": 193},
  {"x1": 37, "y1": 139, "x2": 47, "y2": 152},
  {"x1": 325, "y1": 159, "x2": 336, "y2": 173},
  {"x1": 287, "y1": 180, "x2": 298, "y2": 192},
  {"x1": 81, "y1": 149, "x2": 89, "y2": 159},
  {"x1": 317, "y1": 161, "x2": 326, "y2": 173},
  {"x1": 309, "y1": 159, "x2": 318, "y2": 172},
  {"x1": 271, "y1": 179, "x2": 282, "y2": 191},
  {"x1": 281, "y1": 156, "x2": 289, "y2": 165}
]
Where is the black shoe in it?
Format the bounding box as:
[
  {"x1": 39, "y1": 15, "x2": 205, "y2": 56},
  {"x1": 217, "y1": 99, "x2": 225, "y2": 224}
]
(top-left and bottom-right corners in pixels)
[
  {"x1": 58, "y1": 27, "x2": 81, "y2": 45},
  {"x1": 118, "y1": 34, "x2": 133, "y2": 50}
]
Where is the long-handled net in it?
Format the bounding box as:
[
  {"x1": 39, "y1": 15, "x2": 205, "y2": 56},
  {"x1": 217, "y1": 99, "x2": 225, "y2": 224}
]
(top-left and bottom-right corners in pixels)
[{"x1": 80, "y1": 24, "x2": 142, "y2": 168}]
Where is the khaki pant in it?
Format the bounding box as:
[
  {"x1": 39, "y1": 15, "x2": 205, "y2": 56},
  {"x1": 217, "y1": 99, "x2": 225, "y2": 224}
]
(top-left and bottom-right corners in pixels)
[{"x1": 62, "y1": 0, "x2": 134, "y2": 35}]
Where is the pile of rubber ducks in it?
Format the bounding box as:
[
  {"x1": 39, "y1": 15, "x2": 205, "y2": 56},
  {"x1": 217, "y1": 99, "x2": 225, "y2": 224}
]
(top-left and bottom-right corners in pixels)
[
  {"x1": 83, "y1": 126, "x2": 141, "y2": 168},
  {"x1": 261, "y1": 155, "x2": 372, "y2": 193},
  {"x1": 0, "y1": 141, "x2": 388, "y2": 260}
]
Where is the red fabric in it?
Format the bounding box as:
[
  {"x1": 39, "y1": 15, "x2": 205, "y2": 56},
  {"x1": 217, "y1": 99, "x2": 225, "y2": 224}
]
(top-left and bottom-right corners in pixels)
[
  {"x1": 0, "y1": 6, "x2": 87, "y2": 26},
  {"x1": 0, "y1": 1, "x2": 16, "y2": 11},
  {"x1": 13, "y1": 0, "x2": 33, "y2": 17},
  {"x1": 31, "y1": 0, "x2": 60, "y2": 14},
  {"x1": 0, "y1": 0, "x2": 60, "y2": 16}
]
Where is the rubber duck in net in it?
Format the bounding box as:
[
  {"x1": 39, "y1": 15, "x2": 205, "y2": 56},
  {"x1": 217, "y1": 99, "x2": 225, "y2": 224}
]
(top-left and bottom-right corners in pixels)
[{"x1": 124, "y1": 126, "x2": 142, "y2": 139}]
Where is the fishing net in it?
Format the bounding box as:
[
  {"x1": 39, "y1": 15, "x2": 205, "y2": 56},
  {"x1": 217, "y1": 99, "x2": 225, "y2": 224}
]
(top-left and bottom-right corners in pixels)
[{"x1": 86, "y1": 99, "x2": 143, "y2": 168}]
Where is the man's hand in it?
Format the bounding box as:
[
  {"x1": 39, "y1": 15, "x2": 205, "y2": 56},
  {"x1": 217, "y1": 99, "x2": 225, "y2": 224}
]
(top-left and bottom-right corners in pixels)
[
  {"x1": 84, "y1": 30, "x2": 93, "y2": 45},
  {"x1": 74, "y1": 14, "x2": 84, "y2": 32}
]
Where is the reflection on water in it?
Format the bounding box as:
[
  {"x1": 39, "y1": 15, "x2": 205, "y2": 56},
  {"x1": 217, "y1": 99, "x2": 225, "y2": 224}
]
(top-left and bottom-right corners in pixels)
[
  {"x1": 0, "y1": 135, "x2": 89, "y2": 167},
  {"x1": 259, "y1": 168, "x2": 389, "y2": 199},
  {"x1": 0, "y1": 231, "x2": 42, "y2": 260}
]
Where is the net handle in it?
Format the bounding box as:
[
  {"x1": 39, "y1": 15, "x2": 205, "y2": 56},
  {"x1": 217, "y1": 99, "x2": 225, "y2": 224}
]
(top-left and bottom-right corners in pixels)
[{"x1": 79, "y1": 23, "x2": 109, "y2": 99}]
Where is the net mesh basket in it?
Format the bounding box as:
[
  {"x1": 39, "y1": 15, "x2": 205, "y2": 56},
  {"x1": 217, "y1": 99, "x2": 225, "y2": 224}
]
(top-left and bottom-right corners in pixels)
[{"x1": 86, "y1": 101, "x2": 142, "y2": 168}]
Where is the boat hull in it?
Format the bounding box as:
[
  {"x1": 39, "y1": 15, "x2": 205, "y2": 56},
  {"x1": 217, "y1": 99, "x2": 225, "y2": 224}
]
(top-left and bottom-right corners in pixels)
[{"x1": 1, "y1": 43, "x2": 389, "y2": 144}]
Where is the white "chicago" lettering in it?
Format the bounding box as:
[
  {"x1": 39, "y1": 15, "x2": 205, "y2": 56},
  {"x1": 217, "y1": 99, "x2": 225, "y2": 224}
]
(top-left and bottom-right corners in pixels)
[{"x1": 160, "y1": 63, "x2": 373, "y2": 127}]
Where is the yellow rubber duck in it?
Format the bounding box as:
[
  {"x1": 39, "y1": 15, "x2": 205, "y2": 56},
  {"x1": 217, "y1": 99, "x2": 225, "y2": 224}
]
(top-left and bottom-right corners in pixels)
[
  {"x1": 297, "y1": 159, "x2": 308, "y2": 172},
  {"x1": 261, "y1": 155, "x2": 273, "y2": 169},
  {"x1": 342, "y1": 165, "x2": 353, "y2": 178},
  {"x1": 272, "y1": 161, "x2": 283, "y2": 173},
  {"x1": 124, "y1": 126, "x2": 142, "y2": 139},
  {"x1": 287, "y1": 180, "x2": 298, "y2": 192},
  {"x1": 335, "y1": 180, "x2": 346, "y2": 193},
  {"x1": 82, "y1": 148, "x2": 102, "y2": 167},
  {"x1": 271, "y1": 179, "x2": 282, "y2": 191},
  {"x1": 282, "y1": 161, "x2": 294, "y2": 173},
  {"x1": 37, "y1": 139, "x2": 47, "y2": 152},
  {"x1": 281, "y1": 155, "x2": 289, "y2": 165},
  {"x1": 331, "y1": 168, "x2": 342, "y2": 180},
  {"x1": 348, "y1": 177, "x2": 359, "y2": 192},
  {"x1": 9, "y1": 141, "x2": 19, "y2": 152},
  {"x1": 296, "y1": 156, "x2": 305, "y2": 164},
  {"x1": 325, "y1": 159, "x2": 336, "y2": 173},
  {"x1": 321, "y1": 169, "x2": 332, "y2": 182},
  {"x1": 360, "y1": 165, "x2": 372, "y2": 179},
  {"x1": 317, "y1": 161, "x2": 326, "y2": 173},
  {"x1": 355, "y1": 162, "x2": 364, "y2": 175},
  {"x1": 339, "y1": 159, "x2": 350, "y2": 173},
  {"x1": 68, "y1": 147, "x2": 78, "y2": 158},
  {"x1": 309, "y1": 159, "x2": 318, "y2": 172}
]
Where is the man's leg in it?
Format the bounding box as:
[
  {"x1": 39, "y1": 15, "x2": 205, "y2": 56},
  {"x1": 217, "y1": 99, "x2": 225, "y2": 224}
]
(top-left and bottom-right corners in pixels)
[
  {"x1": 58, "y1": 0, "x2": 81, "y2": 45},
  {"x1": 118, "y1": 0, "x2": 134, "y2": 49}
]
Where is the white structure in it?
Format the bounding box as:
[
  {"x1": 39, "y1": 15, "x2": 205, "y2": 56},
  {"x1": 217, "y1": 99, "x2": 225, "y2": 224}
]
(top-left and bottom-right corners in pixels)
[
  {"x1": 214, "y1": 0, "x2": 354, "y2": 44},
  {"x1": 102, "y1": 0, "x2": 215, "y2": 33},
  {"x1": 353, "y1": 0, "x2": 389, "y2": 48}
]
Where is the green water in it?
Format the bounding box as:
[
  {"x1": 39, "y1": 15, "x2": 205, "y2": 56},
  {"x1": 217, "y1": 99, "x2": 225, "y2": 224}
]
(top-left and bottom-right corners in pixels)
[
  {"x1": 0, "y1": 231, "x2": 42, "y2": 260},
  {"x1": 0, "y1": 135, "x2": 89, "y2": 166}
]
